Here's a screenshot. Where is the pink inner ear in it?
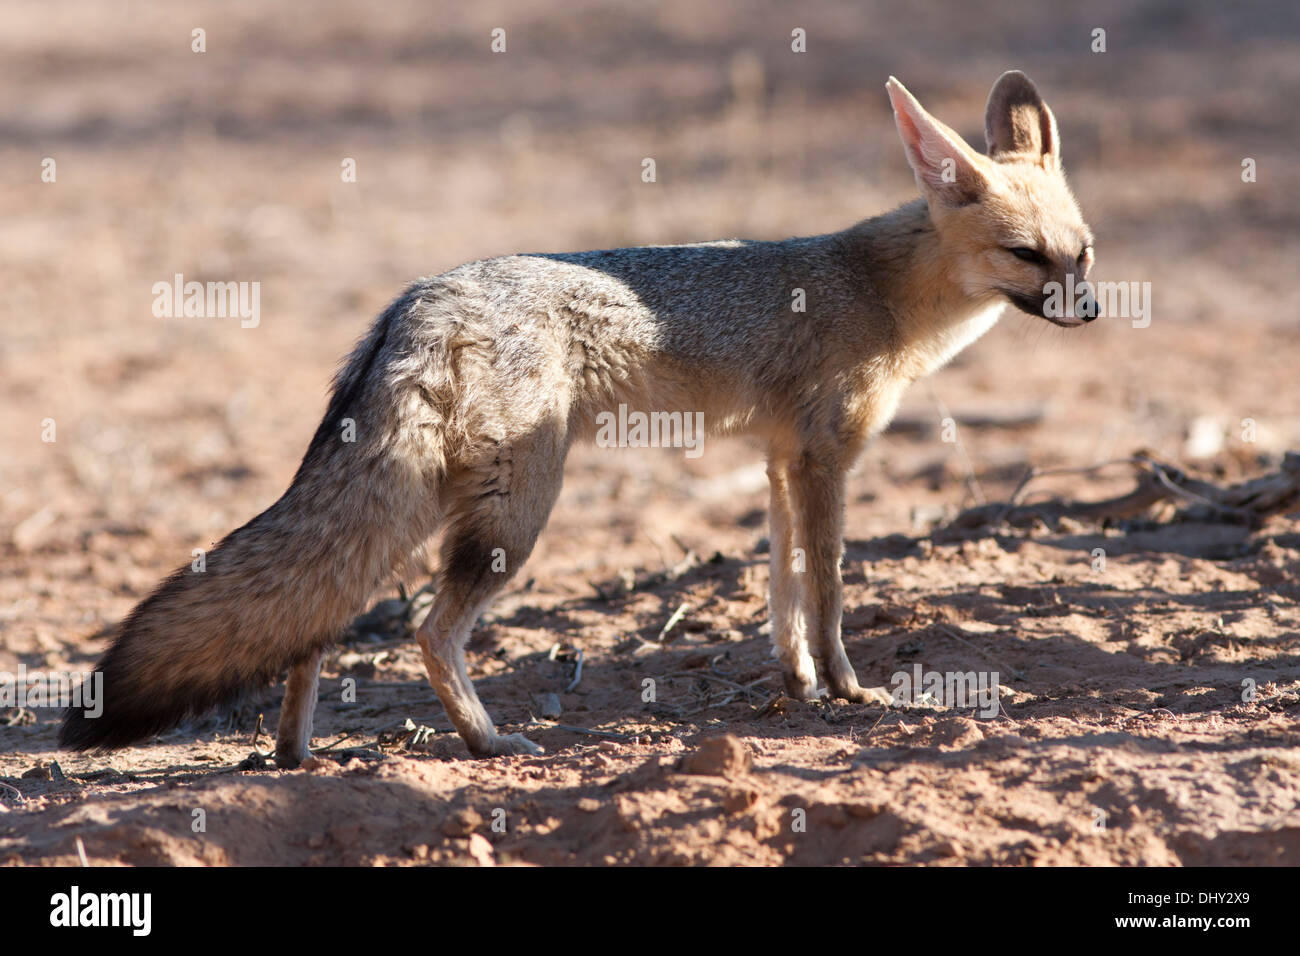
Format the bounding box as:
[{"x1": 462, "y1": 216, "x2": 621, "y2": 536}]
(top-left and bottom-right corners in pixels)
[
  {"x1": 888, "y1": 89, "x2": 931, "y2": 176},
  {"x1": 894, "y1": 107, "x2": 922, "y2": 157},
  {"x1": 889, "y1": 82, "x2": 984, "y2": 201},
  {"x1": 898, "y1": 115, "x2": 950, "y2": 190}
]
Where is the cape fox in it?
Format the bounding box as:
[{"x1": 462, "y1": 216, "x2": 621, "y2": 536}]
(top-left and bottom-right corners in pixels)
[{"x1": 60, "y1": 71, "x2": 1094, "y2": 766}]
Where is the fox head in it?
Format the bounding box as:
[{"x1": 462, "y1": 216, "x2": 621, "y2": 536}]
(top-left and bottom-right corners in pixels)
[{"x1": 887, "y1": 71, "x2": 1095, "y2": 327}]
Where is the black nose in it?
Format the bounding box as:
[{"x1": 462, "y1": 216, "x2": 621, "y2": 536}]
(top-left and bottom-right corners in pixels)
[{"x1": 1077, "y1": 285, "x2": 1098, "y2": 322}]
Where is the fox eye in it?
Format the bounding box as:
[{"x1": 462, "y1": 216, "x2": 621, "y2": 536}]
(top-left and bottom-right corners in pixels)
[
  {"x1": 1007, "y1": 246, "x2": 1047, "y2": 265},
  {"x1": 1077, "y1": 245, "x2": 1093, "y2": 264}
]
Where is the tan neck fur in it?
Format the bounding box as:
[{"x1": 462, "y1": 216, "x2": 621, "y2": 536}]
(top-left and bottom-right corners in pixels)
[{"x1": 846, "y1": 199, "x2": 1004, "y2": 378}]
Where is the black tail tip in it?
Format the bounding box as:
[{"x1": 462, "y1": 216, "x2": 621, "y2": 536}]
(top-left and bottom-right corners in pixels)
[
  {"x1": 58, "y1": 703, "x2": 161, "y2": 753},
  {"x1": 56, "y1": 683, "x2": 252, "y2": 753},
  {"x1": 58, "y1": 705, "x2": 105, "y2": 752}
]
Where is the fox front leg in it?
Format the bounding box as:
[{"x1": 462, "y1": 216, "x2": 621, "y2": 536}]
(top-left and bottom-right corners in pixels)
[
  {"x1": 766, "y1": 458, "x2": 819, "y2": 699},
  {"x1": 787, "y1": 454, "x2": 890, "y2": 705}
]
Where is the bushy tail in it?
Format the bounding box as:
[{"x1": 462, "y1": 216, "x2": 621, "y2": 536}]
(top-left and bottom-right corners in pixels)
[{"x1": 60, "y1": 291, "x2": 441, "y2": 752}]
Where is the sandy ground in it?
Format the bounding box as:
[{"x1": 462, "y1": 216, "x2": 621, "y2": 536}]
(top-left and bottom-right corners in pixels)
[{"x1": 2, "y1": 0, "x2": 1299, "y2": 866}]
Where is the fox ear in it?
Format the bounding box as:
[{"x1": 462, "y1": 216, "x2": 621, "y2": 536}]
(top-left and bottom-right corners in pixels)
[
  {"x1": 886, "y1": 77, "x2": 987, "y2": 206},
  {"x1": 984, "y1": 70, "x2": 1059, "y2": 167}
]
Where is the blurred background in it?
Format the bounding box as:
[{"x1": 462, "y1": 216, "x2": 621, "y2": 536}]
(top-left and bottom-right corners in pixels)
[{"x1": 2, "y1": 0, "x2": 1299, "y2": 647}]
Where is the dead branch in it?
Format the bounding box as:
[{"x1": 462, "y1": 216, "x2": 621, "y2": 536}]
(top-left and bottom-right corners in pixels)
[{"x1": 949, "y1": 452, "x2": 1300, "y2": 531}]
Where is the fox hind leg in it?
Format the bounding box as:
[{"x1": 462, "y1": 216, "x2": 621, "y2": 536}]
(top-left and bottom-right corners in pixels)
[
  {"x1": 417, "y1": 427, "x2": 568, "y2": 757},
  {"x1": 416, "y1": 565, "x2": 540, "y2": 756},
  {"x1": 275, "y1": 647, "x2": 324, "y2": 768}
]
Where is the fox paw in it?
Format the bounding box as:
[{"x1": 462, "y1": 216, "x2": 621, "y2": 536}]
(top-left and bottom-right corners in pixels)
[
  {"x1": 829, "y1": 683, "x2": 893, "y2": 706},
  {"x1": 275, "y1": 746, "x2": 311, "y2": 770},
  {"x1": 485, "y1": 733, "x2": 543, "y2": 757},
  {"x1": 781, "y1": 666, "x2": 820, "y2": 701}
]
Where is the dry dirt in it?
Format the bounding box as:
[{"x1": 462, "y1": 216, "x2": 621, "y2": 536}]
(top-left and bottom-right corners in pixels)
[{"x1": 2, "y1": 0, "x2": 1299, "y2": 866}]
